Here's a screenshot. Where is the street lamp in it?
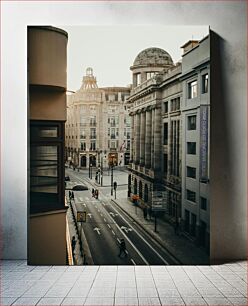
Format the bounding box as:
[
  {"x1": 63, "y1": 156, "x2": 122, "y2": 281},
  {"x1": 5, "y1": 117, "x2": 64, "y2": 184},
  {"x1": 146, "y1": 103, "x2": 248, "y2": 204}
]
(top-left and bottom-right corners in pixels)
[
  {"x1": 89, "y1": 163, "x2": 92, "y2": 179},
  {"x1": 110, "y1": 154, "x2": 115, "y2": 196}
]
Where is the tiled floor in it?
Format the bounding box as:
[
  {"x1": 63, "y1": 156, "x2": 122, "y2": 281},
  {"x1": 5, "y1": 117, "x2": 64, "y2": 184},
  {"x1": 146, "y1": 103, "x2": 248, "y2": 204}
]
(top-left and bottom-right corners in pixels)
[{"x1": 0, "y1": 260, "x2": 247, "y2": 305}]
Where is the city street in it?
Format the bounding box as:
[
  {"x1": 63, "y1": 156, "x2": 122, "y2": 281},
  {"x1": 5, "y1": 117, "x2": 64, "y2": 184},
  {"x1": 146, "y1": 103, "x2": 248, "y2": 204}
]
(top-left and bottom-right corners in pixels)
[{"x1": 66, "y1": 168, "x2": 178, "y2": 265}]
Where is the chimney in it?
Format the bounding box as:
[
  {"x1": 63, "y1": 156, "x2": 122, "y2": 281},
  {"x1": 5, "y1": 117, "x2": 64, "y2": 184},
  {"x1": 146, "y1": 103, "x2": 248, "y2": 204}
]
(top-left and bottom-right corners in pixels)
[{"x1": 181, "y1": 40, "x2": 199, "y2": 54}]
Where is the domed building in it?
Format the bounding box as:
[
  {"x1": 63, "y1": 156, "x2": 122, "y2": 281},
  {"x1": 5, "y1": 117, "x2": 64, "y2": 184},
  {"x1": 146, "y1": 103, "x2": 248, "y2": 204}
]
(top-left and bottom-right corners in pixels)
[
  {"x1": 130, "y1": 47, "x2": 174, "y2": 87},
  {"x1": 127, "y1": 37, "x2": 210, "y2": 254}
]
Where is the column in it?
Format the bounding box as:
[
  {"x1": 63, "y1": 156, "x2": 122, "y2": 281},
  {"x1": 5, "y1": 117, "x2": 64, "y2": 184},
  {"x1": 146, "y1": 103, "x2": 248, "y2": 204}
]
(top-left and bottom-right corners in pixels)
[
  {"x1": 145, "y1": 110, "x2": 152, "y2": 168},
  {"x1": 130, "y1": 114, "x2": 135, "y2": 162},
  {"x1": 140, "y1": 111, "x2": 146, "y2": 165},
  {"x1": 135, "y1": 112, "x2": 141, "y2": 163},
  {"x1": 154, "y1": 107, "x2": 161, "y2": 171},
  {"x1": 151, "y1": 108, "x2": 155, "y2": 169}
]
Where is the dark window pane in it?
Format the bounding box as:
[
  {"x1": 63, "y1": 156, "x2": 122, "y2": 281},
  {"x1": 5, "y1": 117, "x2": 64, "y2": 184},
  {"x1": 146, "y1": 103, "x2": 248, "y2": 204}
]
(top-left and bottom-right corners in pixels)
[
  {"x1": 187, "y1": 142, "x2": 196, "y2": 154},
  {"x1": 187, "y1": 115, "x2": 196, "y2": 130},
  {"x1": 186, "y1": 189, "x2": 196, "y2": 202},
  {"x1": 187, "y1": 166, "x2": 196, "y2": 178},
  {"x1": 30, "y1": 145, "x2": 58, "y2": 193},
  {"x1": 31, "y1": 126, "x2": 58, "y2": 139}
]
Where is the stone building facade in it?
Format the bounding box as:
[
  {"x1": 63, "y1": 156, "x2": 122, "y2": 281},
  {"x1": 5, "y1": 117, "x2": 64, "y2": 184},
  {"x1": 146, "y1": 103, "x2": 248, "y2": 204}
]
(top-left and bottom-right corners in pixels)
[
  {"x1": 65, "y1": 68, "x2": 131, "y2": 170},
  {"x1": 128, "y1": 37, "x2": 210, "y2": 251}
]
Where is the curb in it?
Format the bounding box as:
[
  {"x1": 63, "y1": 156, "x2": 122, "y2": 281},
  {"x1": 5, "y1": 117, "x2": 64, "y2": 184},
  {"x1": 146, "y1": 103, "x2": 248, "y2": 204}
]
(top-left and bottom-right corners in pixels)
[{"x1": 111, "y1": 199, "x2": 182, "y2": 265}]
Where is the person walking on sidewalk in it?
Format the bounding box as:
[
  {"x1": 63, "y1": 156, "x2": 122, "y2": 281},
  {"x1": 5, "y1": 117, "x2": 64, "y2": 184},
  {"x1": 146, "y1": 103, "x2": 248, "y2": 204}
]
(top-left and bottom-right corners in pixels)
[
  {"x1": 118, "y1": 238, "x2": 127, "y2": 258},
  {"x1": 148, "y1": 206, "x2": 152, "y2": 220},
  {"x1": 71, "y1": 236, "x2": 76, "y2": 257},
  {"x1": 92, "y1": 188, "x2": 95, "y2": 197},
  {"x1": 69, "y1": 190, "x2": 72, "y2": 200},
  {"x1": 71, "y1": 191, "x2": 74, "y2": 201}
]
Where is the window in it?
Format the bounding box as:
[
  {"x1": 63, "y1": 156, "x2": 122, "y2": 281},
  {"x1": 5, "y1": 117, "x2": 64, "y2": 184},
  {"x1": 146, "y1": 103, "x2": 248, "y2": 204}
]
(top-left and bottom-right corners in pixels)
[
  {"x1": 186, "y1": 189, "x2": 196, "y2": 202},
  {"x1": 171, "y1": 97, "x2": 180, "y2": 111},
  {"x1": 136, "y1": 73, "x2": 141, "y2": 86},
  {"x1": 201, "y1": 197, "x2": 207, "y2": 210},
  {"x1": 90, "y1": 128, "x2": 96, "y2": 139},
  {"x1": 90, "y1": 116, "x2": 96, "y2": 126},
  {"x1": 187, "y1": 142, "x2": 196, "y2": 155},
  {"x1": 164, "y1": 154, "x2": 168, "y2": 174},
  {"x1": 80, "y1": 129, "x2": 86, "y2": 139},
  {"x1": 202, "y1": 74, "x2": 208, "y2": 94},
  {"x1": 30, "y1": 121, "x2": 64, "y2": 214},
  {"x1": 116, "y1": 128, "x2": 119, "y2": 137},
  {"x1": 188, "y1": 80, "x2": 197, "y2": 99},
  {"x1": 163, "y1": 123, "x2": 168, "y2": 145},
  {"x1": 80, "y1": 142, "x2": 86, "y2": 151},
  {"x1": 164, "y1": 102, "x2": 168, "y2": 113},
  {"x1": 187, "y1": 166, "x2": 196, "y2": 178},
  {"x1": 187, "y1": 115, "x2": 196, "y2": 130},
  {"x1": 110, "y1": 141, "x2": 116, "y2": 149},
  {"x1": 90, "y1": 141, "x2": 96, "y2": 151},
  {"x1": 111, "y1": 128, "x2": 115, "y2": 139},
  {"x1": 146, "y1": 72, "x2": 157, "y2": 80},
  {"x1": 127, "y1": 129, "x2": 130, "y2": 139}
]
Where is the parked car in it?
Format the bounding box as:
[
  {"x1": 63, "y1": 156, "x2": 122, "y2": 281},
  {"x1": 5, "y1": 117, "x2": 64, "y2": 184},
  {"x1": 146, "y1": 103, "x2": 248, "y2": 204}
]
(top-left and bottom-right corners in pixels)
[
  {"x1": 72, "y1": 185, "x2": 88, "y2": 191},
  {"x1": 65, "y1": 176, "x2": 70, "y2": 181}
]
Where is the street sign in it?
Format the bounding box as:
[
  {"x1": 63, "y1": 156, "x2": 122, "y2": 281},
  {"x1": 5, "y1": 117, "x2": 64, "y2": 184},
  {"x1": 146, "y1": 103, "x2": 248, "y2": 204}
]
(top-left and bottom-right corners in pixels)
[
  {"x1": 77, "y1": 211, "x2": 86, "y2": 222},
  {"x1": 152, "y1": 191, "x2": 167, "y2": 211}
]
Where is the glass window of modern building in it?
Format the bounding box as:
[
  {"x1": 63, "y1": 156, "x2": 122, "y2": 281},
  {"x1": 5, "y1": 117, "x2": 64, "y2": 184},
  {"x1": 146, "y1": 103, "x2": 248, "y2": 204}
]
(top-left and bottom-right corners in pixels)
[
  {"x1": 187, "y1": 142, "x2": 196, "y2": 154},
  {"x1": 188, "y1": 80, "x2": 197, "y2": 99},
  {"x1": 186, "y1": 189, "x2": 196, "y2": 202},
  {"x1": 187, "y1": 115, "x2": 197, "y2": 130},
  {"x1": 202, "y1": 74, "x2": 209, "y2": 94},
  {"x1": 187, "y1": 166, "x2": 196, "y2": 178},
  {"x1": 201, "y1": 197, "x2": 207, "y2": 210}
]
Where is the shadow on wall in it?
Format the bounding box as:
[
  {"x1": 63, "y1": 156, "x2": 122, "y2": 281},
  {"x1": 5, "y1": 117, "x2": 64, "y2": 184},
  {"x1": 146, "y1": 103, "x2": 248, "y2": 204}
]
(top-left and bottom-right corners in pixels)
[{"x1": 210, "y1": 30, "x2": 246, "y2": 263}]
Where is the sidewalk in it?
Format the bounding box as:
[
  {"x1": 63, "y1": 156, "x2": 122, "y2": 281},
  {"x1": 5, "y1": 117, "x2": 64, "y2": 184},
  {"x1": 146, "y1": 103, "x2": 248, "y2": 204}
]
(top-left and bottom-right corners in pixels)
[
  {"x1": 88, "y1": 170, "x2": 128, "y2": 187},
  {"x1": 112, "y1": 197, "x2": 209, "y2": 265}
]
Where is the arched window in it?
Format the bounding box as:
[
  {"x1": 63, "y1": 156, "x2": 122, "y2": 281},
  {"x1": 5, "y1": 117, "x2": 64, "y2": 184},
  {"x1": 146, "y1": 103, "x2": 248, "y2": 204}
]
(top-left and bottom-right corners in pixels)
[{"x1": 139, "y1": 181, "x2": 143, "y2": 199}]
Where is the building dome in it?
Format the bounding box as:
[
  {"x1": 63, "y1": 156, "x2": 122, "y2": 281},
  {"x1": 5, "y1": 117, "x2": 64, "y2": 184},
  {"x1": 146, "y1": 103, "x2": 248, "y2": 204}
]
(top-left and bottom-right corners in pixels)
[{"x1": 132, "y1": 47, "x2": 173, "y2": 68}]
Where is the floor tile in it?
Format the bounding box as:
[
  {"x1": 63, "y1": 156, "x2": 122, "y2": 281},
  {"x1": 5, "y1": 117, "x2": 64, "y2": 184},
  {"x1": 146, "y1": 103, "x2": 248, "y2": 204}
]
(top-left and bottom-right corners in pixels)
[
  {"x1": 115, "y1": 297, "x2": 138, "y2": 305},
  {"x1": 61, "y1": 297, "x2": 86, "y2": 305},
  {"x1": 157, "y1": 288, "x2": 180, "y2": 298},
  {"x1": 37, "y1": 297, "x2": 64, "y2": 305},
  {"x1": 182, "y1": 297, "x2": 207, "y2": 305},
  {"x1": 12, "y1": 297, "x2": 41, "y2": 305},
  {"x1": 159, "y1": 297, "x2": 185, "y2": 305},
  {"x1": 137, "y1": 287, "x2": 158, "y2": 298},
  {"x1": 88, "y1": 287, "x2": 115, "y2": 298},
  {"x1": 84, "y1": 297, "x2": 114, "y2": 305},
  {"x1": 138, "y1": 297, "x2": 161, "y2": 305},
  {"x1": 228, "y1": 297, "x2": 248, "y2": 305},
  {"x1": 115, "y1": 287, "x2": 137, "y2": 298},
  {"x1": 204, "y1": 297, "x2": 233, "y2": 305},
  {"x1": 0, "y1": 297, "x2": 17, "y2": 305}
]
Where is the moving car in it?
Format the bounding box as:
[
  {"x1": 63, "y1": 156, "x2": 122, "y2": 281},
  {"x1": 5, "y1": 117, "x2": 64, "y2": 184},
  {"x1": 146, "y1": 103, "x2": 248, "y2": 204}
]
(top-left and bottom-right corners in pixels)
[
  {"x1": 72, "y1": 184, "x2": 88, "y2": 191},
  {"x1": 65, "y1": 176, "x2": 70, "y2": 181}
]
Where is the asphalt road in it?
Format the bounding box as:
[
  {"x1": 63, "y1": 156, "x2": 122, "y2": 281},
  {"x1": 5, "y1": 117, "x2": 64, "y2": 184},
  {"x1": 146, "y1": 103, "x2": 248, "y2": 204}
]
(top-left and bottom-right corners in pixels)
[{"x1": 66, "y1": 168, "x2": 178, "y2": 265}]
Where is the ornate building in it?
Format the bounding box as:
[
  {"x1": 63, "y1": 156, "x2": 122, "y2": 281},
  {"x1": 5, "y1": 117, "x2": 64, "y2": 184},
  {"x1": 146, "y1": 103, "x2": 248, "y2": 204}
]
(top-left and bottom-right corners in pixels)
[
  {"x1": 128, "y1": 37, "x2": 210, "y2": 251},
  {"x1": 65, "y1": 68, "x2": 131, "y2": 169}
]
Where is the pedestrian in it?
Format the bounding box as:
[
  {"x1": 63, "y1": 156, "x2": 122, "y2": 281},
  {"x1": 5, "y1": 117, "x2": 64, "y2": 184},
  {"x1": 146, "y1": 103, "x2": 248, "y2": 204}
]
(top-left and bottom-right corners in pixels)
[
  {"x1": 71, "y1": 191, "x2": 74, "y2": 201},
  {"x1": 92, "y1": 188, "x2": 95, "y2": 197},
  {"x1": 95, "y1": 189, "x2": 98, "y2": 199},
  {"x1": 71, "y1": 236, "x2": 76, "y2": 256},
  {"x1": 143, "y1": 206, "x2": 148, "y2": 220},
  {"x1": 118, "y1": 238, "x2": 127, "y2": 257},
  {"x1": 148, "y1": 206, "x2": 152, "y2": 220},
  {"x1": 69, "y1": 190, "x2": 71, "y2": 200}
]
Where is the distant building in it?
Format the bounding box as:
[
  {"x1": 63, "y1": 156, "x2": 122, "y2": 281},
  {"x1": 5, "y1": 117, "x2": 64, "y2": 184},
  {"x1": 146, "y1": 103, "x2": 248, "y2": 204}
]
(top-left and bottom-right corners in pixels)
[
  {"x1": 65, "y1": 68, "x2": 131, "y2": 170},
  {"x1": 28, "y1": 26, "x2": 69, "y2": 264},
  {"x1": 128, "y1": 37, "x2": 210, "y2": 252}
]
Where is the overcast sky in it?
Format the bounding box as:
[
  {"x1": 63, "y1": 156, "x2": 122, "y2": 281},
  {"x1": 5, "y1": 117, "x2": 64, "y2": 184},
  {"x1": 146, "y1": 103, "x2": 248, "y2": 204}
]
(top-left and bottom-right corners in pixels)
[{"x1": 60, "y1": 25, "x2": 209, "y2": 91}]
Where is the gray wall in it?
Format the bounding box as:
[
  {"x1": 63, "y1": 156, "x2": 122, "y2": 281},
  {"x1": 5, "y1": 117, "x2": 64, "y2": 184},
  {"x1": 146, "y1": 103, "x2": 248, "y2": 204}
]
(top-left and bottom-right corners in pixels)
[{"x1": 1, "y1": 1, "x2": 246, "y2": 261}]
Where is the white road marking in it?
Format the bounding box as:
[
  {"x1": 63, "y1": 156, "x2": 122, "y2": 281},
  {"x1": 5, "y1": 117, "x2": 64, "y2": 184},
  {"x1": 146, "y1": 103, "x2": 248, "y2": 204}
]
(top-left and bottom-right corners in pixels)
[
  {"x1": 82, "y1": 203, "x2": 87, "y2": 207},
  {"x1": 120, "y1": 226, "x2": 133, "y2": 233},
  {"x1": 106, "y1": 210, "x2": 149, "y2": 265},
  {"x1": 110, "y1": 200, "x2": 169, "y2": 265},
  {"x1": 117, "y1": 238, "x2": 121, "y2": 243},
  {"x1": 131, "y1": 259, "x2": 136, "y2": 265},
  {"x1": 93, "y1": 227, "x2": 101, "y2": 235},
  {"x1": 87, "y1": 213, "x2": 92, "y2": 219},
  {"x1": 79, "y1": 197, "x2": 84, "y2": 202},
  {"x1": 112, "y1": 230, "x2": 115, "y2": 236},
  {"x1": 107, "y1": 224, "x2": 111, "y2": 229},
  {"x1": 100, "y1": 213, "x2": 103, "y2": 217},
  {"x1": 104, "y1": 218, "x2": 106, "y2": 222}
]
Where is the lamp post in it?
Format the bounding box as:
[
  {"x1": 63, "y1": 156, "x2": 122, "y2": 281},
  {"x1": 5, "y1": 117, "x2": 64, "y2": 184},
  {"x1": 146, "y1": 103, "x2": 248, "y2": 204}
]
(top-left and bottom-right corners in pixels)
[
  {"x1": 101, "y1": 156, "x2": 103, "y2": 186},
  {"x1": 89, "y1": 163, "x2": 92, "y2": 179},
  {"x1": 110, "y1": 154, "x2": 115, "y2": 196}
]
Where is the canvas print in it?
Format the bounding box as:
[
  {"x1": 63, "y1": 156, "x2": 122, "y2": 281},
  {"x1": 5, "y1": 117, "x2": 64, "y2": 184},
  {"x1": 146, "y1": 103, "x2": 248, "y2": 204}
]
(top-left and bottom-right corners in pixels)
[{"x1": 28, "y1": 25, "x2": 210, "y2": 265}]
